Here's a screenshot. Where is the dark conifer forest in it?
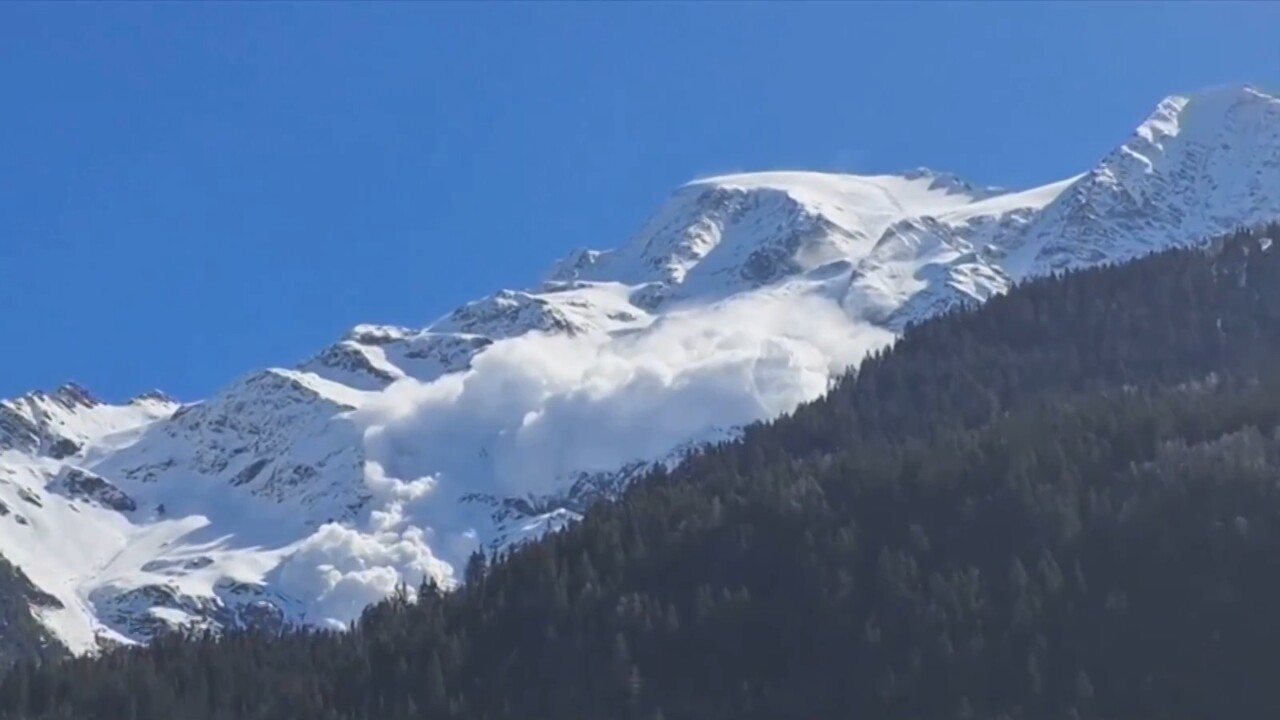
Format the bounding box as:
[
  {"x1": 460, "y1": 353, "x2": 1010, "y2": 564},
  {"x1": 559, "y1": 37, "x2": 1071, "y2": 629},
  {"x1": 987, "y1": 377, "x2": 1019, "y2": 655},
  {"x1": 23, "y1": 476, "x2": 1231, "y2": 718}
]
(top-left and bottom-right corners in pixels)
[{"x1": 5, "y1": 224, "x2": 1280, "y2": 720}]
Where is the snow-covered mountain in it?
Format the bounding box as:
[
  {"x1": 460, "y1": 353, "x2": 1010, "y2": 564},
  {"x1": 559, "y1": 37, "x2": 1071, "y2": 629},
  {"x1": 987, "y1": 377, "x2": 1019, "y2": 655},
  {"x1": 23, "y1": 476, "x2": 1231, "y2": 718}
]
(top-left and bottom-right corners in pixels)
[{"x1": 4, "y1": 84, "x2": 1280, "y2": 655}]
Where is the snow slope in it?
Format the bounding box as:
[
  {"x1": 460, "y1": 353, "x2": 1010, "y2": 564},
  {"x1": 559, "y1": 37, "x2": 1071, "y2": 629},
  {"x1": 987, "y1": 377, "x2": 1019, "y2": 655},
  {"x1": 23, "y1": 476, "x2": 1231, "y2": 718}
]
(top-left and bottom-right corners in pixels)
[{"x1": 4, "y1": 85, "x2": 1280, "y2": 654}]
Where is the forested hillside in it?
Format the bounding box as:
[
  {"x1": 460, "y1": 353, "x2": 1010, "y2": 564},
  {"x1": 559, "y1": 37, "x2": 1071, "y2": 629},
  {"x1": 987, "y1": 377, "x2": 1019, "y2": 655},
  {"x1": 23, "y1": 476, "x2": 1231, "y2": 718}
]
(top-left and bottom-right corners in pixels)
[{"x1": 5, "y1": 223, "x2": 1280, "y2": 720}]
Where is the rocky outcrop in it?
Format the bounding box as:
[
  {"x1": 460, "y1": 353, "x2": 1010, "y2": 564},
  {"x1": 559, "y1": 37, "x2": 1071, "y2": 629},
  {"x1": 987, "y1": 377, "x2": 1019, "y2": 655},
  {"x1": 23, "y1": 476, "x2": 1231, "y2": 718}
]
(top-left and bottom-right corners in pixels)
[{"x1": 50, "y1": 467, "x2": 137, "y2": 512}]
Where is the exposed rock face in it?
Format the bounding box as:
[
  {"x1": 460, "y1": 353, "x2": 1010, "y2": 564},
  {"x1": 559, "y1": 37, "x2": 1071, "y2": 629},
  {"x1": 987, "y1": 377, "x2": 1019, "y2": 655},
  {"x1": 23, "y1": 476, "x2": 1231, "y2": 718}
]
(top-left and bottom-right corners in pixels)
[{"x1": 51, "y1": 467, "x2": 138, "y2": 512}]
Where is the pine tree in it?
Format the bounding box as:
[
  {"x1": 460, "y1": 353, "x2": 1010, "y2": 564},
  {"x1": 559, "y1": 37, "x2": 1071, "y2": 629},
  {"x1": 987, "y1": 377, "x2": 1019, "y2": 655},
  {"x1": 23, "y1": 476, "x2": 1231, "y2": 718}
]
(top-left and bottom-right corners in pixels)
[{"x1": 425, "y1": 651, "x2": 447, "y2": 711}]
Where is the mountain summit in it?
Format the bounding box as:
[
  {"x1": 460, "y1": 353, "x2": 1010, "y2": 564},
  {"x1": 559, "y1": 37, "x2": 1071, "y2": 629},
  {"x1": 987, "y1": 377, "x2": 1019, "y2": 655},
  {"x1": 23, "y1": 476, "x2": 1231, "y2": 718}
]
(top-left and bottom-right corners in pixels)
[{"x1": 2, "y1": 85, "x2": 1278, "y2": 655}]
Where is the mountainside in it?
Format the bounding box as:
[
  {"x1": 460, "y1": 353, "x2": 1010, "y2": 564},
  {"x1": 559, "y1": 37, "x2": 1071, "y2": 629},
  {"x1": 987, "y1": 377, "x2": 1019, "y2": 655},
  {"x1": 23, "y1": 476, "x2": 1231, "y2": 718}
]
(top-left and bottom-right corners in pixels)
[{"x1": 2, "y1": 84, "x2": 1279, "y2": 656}]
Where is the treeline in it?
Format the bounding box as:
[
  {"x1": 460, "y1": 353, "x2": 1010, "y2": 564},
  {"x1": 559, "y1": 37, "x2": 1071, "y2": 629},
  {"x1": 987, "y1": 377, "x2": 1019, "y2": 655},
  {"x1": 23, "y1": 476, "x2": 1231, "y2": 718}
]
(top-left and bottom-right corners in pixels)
[{"x1": 3, "y1": 224, "x2": 1280, "y2": 719}]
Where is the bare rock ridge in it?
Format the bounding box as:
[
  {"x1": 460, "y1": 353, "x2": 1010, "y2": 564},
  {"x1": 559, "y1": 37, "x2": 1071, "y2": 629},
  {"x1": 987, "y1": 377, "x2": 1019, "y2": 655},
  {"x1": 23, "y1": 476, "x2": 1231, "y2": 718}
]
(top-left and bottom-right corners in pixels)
[{"x1": 1, "y1": 85, "x2": 1277, "y2": 658}]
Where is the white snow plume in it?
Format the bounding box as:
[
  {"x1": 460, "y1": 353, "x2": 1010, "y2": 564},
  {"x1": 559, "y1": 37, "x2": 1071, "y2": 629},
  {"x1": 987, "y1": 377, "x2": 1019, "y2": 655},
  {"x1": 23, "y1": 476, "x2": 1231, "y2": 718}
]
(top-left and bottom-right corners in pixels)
[
  {"x1": 271, "y1": 461, "x2": 450, "y2": 628},
  {"x1": 354, "y1": 290, "x2": 889, "y2": 536}
]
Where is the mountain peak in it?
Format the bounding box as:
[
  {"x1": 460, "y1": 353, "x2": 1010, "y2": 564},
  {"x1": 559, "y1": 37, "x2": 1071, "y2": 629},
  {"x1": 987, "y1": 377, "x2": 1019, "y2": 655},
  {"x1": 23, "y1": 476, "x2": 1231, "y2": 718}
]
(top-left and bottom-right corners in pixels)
[
  {"x1": 129, "y1": 390, "x2": 176, "y2": 407},
  {"x1": 996, "y1": 83, "x2": 1280, "y2": 279},
  {"x1": 39, "y1": 382, "x2": 99, "y2": 409},
  {"x1": 1133, "y1": 84, "x2": 1279, "y2": 145},
  {"x1": 1174, "y1": 83, "x2": 1277, "y2": 108}
]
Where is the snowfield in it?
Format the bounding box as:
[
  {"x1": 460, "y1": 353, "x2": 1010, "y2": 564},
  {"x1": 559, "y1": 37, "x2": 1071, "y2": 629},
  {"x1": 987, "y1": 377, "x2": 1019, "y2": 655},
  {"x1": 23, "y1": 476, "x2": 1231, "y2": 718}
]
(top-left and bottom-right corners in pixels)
[{"x1": 4, "y1": 85, "x2": 1280, "y2": 653}]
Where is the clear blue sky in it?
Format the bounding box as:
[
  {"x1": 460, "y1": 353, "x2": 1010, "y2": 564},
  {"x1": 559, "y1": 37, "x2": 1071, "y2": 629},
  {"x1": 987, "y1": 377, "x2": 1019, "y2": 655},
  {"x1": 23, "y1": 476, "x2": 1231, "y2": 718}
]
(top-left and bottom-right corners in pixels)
[{"x1": 2, "y1": 2, "x2": 1278, "y2": 402}]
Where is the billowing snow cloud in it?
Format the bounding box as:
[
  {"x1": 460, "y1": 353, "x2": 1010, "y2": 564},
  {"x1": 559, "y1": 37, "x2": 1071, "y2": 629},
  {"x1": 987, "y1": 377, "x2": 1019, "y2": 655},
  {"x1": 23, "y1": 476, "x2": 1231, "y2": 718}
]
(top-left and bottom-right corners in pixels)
[
  {"x1": 271, "y1": 290, "x2": 891, "y2": 626},
  {"x1": 361, "y1": 291, "x2": 888, "y2": 496},
  {"x1": 272, "y1": 461, "x2": 452, "y2": 626}
]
